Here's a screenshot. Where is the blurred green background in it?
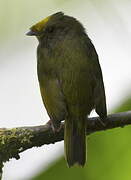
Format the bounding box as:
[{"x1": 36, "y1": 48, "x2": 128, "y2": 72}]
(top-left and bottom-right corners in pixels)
[
  {"x1": 0, "y1": 0, "x2": 131, "y2": 180},
  {"x1": 33, "y1": 98, "x2": 131, "y2": 180}
]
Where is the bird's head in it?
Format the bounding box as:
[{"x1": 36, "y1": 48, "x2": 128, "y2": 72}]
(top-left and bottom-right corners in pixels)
[
  {"x1": 26, "y1": 12, "x2": 64, "y2": 38},
  {"x1": 26, "y1": 12, "x2": 84, "y2": 41}
]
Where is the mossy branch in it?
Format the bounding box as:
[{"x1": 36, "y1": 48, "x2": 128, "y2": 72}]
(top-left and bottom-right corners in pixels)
[{"x1": 0, "y1": 111, "x2": 131, "y2": 172}]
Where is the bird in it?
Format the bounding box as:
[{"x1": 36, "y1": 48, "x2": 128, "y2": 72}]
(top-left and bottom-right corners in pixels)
[{"x1": 26, "y1": 12, "x2": 107, "y2": 167}]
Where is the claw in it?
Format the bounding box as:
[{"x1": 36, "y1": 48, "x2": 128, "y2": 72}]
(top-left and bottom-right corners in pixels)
[
  {"x1": 46, "y1": 120, "x2": 62, "y2": 133},
  {"x1": 98, "y1": 117, "x2": 107, "y2": 127},
  {"x1": 46, "y1": 120, "x2": 55, "y2": 133},
  {"x1": 55, "y1": 123, "x2": 63, "y2": 132},
  {"x1": 98, "y1": 118, "x2": 106, "y2": 127}
]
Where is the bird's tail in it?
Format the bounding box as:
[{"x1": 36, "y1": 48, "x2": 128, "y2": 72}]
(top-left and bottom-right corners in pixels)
[{"x1": 64, "y1": 116, "x2": 86, "y2": 167}]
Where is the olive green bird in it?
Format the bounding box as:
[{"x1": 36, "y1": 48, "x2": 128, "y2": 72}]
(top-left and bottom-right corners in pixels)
[{"x1": 27, "y1": 12, "x2": 107, "y2": 167}]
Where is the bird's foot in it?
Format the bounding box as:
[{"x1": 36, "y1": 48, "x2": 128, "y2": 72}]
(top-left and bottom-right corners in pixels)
[
  {"x1": 98, "y1": 117, "x2": 107, "y2": 127},
  {"x1": 55, "y1": 123, "x2": 63, "y2": 133},
  {"x1": 46, "y1": 120, "x2": 62, "y2": 133}
]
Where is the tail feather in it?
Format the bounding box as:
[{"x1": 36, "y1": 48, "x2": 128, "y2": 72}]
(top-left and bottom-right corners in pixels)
[{"x1": 64, "y1": 117, "x2": 86, "y2": 167}]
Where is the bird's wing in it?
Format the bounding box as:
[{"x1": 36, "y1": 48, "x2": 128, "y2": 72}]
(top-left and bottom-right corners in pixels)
[
  {"x1": 88, "y1": 40, "x2": 107, "y2": 119},
  {"x1": 58, "y1": 40, "x2": 95, "y2": 117},
  {"x1": 94, "y1": 73, "x2": 107, "y2": 119},
  {"x1": 59, "y1": 36, "x2": 107, "y2": 118}
]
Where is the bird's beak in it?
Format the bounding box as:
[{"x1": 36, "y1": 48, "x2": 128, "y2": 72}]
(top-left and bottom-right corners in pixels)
[{"x1": 26, "y1": 30, "x2": 37, "y2": 36}]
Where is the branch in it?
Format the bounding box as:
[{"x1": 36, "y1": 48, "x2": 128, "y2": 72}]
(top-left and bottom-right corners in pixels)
[{"x1": 0, "y1": 111, "x2": 131, "y2": 165}]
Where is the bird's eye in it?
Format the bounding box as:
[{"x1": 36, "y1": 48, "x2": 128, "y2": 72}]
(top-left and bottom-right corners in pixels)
[{"x1": 48, "y1": 26, "x2": 54, "y2": 33}]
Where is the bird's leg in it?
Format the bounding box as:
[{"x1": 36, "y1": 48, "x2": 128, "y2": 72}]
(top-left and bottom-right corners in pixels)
[
  {"x1": 55, "y1": 123, "x2": 63, "y2": 132},
  {"x1": 98, "y1": 116, "x2": 108, "y2": 127},
  {"x1": 46, "y1": 120, "x2": 55, "y2": 133},
  {"x1": 98, "y1": 118, "x2": 106, "y2": 127},
  {"x1": 46, "y1": 119, "x2": 62, "y2": 133}
]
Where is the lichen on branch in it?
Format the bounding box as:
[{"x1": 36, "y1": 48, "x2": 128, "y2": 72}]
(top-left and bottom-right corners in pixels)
[{"x1": 0, "y1": 111, "x2": 131, "y2": 165}]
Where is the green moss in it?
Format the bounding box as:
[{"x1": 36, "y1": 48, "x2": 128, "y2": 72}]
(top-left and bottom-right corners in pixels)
[{"x1": 0, "y1": 128, "x2": 33, "y2": 163}]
